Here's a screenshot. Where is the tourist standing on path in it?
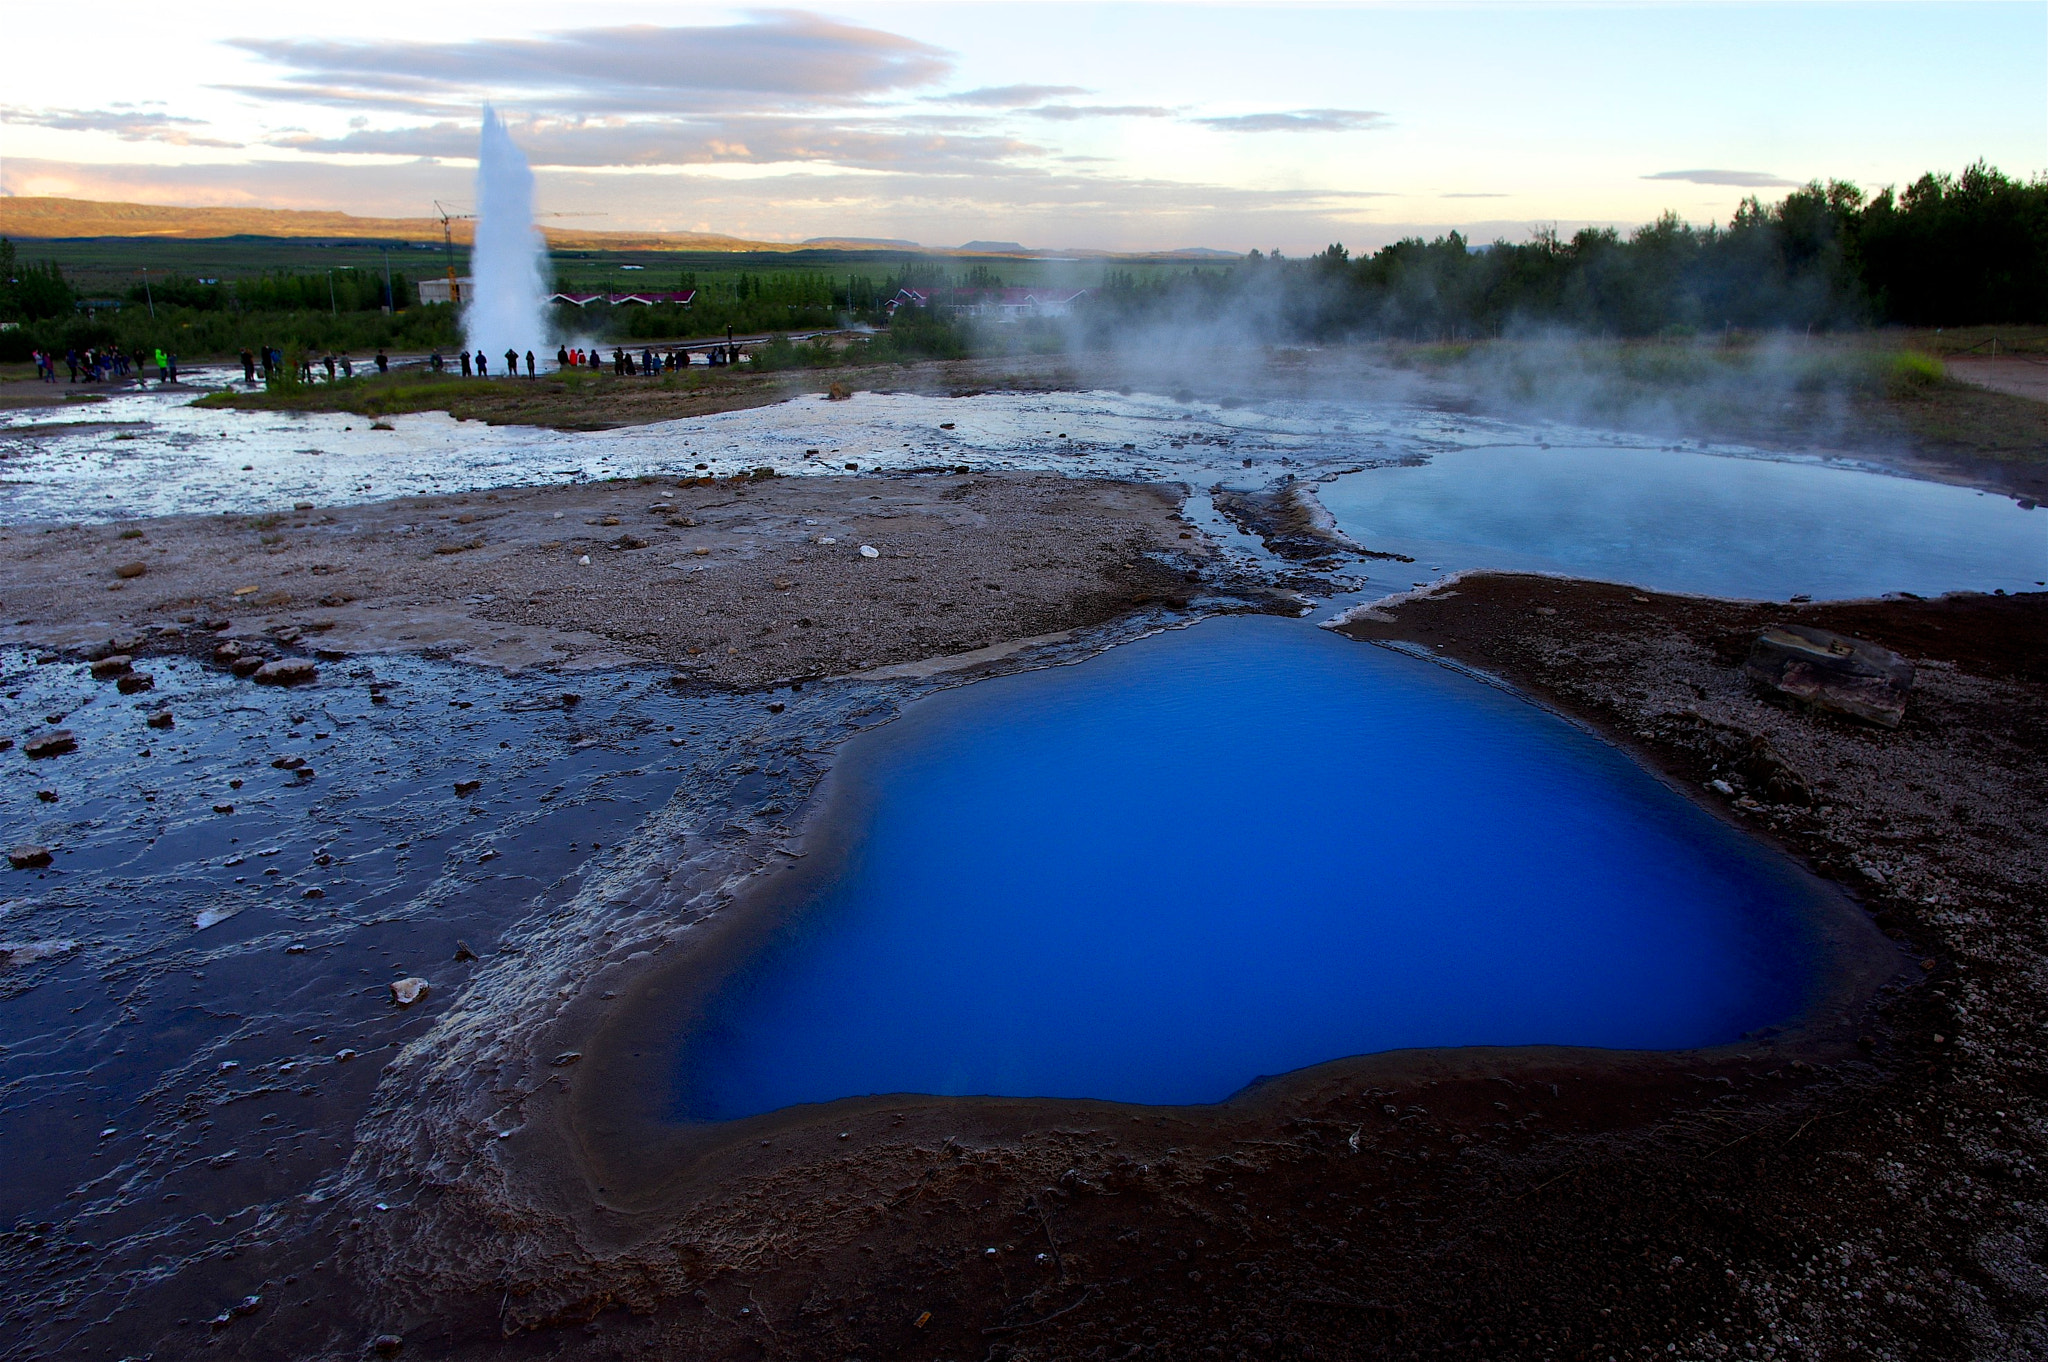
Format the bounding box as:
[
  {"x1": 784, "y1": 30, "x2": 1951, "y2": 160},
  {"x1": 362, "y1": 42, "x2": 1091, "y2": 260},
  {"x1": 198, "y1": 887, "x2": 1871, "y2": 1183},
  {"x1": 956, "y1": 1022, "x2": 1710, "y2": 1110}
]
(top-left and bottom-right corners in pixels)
[
  {"x1": 376, "y1": 348, "x2": 389, "y2": 373},
  {"x1": 167, "y1": 354, "x2": 179, "y2": 383},
  {"x1": 476, "y1": 351, "x2": 489, "y2": 376},
  {"x1": 556, "y1": 345, "x2": 569, "y2": 368},
  {"x1": 153, "y1": 348, "x2": 168, "y2": 383},
  {"x1": 340, "y1": 354, "x2": 353, "y2": 379},
  {"x1": 323, "y1": 354, "x2": 337, "y2": 382},
  {"x1": 240, "y1": 349, "x2": 256, "y2": 383},
  {"x1": 459, "y1": 350, "x2": 471, "y2": 376},
  {"x1": 525, "y1": 350, "x2": 536, "y2": 377},
  {"x1": 504, "y1": 347, "x2": 518, "y2": 377}
]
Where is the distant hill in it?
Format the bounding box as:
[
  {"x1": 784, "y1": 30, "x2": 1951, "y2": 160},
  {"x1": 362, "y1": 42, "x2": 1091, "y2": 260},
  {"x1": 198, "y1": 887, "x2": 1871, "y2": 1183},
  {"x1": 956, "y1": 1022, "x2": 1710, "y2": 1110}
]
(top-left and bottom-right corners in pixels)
[
  {"x1": 0, "y1": 197, "x2": 1245, "y2": 262},
  {"x1": 803, "y1": 236, "x2": 921, "y2": 249},
  {"x1": 0, "y1": 197, "x2": 884, "y2": 254}
]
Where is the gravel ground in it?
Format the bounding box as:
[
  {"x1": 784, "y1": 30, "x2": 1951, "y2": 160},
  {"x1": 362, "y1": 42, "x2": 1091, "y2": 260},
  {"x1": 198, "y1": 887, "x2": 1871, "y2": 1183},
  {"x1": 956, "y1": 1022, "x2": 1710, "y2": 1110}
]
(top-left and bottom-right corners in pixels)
[{"x1": 0, "y1": 470, "x2": 1209, "y2": 685}]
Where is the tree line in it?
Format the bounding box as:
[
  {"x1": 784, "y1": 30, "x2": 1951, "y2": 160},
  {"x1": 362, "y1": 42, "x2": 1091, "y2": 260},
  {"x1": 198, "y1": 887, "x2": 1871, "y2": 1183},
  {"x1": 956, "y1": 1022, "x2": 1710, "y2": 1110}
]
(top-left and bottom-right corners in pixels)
[{"x1": 1083, "y1": 163, "x2": 2047, "y2": 341}]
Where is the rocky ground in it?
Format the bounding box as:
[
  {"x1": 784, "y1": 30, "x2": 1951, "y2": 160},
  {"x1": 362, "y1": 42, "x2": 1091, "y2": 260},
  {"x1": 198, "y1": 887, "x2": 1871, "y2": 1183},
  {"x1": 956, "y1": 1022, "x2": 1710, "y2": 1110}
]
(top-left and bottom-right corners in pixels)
[
  {"x1": 0, "y1": 470, "x2": 1209, "y2": 685},
  {"x1": 267, "y1": 578, "x2": 2044, "y2": 1362}
]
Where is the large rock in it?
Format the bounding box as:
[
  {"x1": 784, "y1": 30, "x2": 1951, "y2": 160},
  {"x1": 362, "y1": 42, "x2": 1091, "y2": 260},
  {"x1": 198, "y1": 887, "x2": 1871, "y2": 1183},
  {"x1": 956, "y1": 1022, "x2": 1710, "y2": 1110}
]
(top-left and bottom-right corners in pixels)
[
  {"x1": 24, "y1": 730, "x2": 76, "y2": 758},
  {"x1": 1744, "y1": 625, "x2": 1914, "y2": 728}
]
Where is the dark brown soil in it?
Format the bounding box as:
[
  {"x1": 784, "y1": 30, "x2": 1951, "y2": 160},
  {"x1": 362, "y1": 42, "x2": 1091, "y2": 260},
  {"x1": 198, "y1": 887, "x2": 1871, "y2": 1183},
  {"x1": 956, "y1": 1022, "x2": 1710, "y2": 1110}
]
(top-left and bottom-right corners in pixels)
[{"x1": 309, "y1": 580, "x2": 2048, "y2": 1362}]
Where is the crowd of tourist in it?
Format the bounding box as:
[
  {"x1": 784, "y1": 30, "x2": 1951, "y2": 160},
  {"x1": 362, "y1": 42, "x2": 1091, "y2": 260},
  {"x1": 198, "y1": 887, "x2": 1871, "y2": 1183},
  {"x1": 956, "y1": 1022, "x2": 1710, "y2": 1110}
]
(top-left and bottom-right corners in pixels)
[{"x1": 29, "y1": 346, "x2": 180, "y2": 385}]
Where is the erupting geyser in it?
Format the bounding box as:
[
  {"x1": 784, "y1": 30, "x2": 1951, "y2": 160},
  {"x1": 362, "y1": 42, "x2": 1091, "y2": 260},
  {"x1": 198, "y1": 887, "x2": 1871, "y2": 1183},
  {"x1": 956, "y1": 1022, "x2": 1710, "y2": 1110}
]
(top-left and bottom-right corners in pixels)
[{"x1": 463, "y1": 106, "x2": 547, "y2": 364}]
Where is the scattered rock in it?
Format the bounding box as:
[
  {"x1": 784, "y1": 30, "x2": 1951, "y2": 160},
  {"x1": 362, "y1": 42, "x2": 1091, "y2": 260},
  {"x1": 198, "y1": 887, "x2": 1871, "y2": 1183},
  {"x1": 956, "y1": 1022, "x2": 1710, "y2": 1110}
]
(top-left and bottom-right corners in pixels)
[
  {"x1": 371, "y1": 1333, "x2": 404, "y2": 1356},
  {"x1": 389, "y1": 977, "x2": 430, "y2": 1007},
  {"x1": 114, "y1": 561, "x2": 148, "y2": 579},
  {"x1": 209, "y1": 1295, "x2": 262, "y2": 1329},
  {"x1": 453, "y1": 779, "x2": 482, "y2": 797},
  {"x1": 609, "y1": 534, "x2": 649, "y2": 550},
  {"x1": 147, "y1": 709, "x2": 175, "y2": 728},
  {"x1": 213, "y1": 803, "x2": 235, "y2": 814},
  {"x1": 253, "y1": 659, "x2": 319, "y2": 686},
  {"x1": 7, "y1": 846, "x2": 53, "y2": 869},
  {"x1": 1744, "y1": 625, "x2": 1914, "y2": 728},
  {"x1": 860, "y1": 545, "x2": 881, "y2": 558},
  {"x1": 272, "y1": 755, "x2": 306, "y2": 771},
  {"x1": 90, "y1": 654, "x2": 133, "y2": 679},
  {"x1": 24, "y1": 730, "x2": 77, "y2": 758},
  {"x1": 452, "y1": 940, "x2": 478, "y2": 962},
  {"x1": 117, "y1": 672, "x2": 154, "y2": 694},
  {"x1": 550, "y1": 1051, "x2": 582, "y2": 1067},
  {"x1": 0, "y1": 939, "x2": 78, "y2": 965},
  {"x1": 231, "y1": 657, "x2": 265, "y2": 677}
]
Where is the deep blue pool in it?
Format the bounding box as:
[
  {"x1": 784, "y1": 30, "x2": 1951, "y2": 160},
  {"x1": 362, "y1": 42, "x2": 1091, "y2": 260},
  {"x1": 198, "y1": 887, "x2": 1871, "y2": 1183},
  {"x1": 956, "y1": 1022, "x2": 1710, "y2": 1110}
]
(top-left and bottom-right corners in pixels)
[{"x1": 672, "y1": 618, "x2": 1825, "y2": 1121}]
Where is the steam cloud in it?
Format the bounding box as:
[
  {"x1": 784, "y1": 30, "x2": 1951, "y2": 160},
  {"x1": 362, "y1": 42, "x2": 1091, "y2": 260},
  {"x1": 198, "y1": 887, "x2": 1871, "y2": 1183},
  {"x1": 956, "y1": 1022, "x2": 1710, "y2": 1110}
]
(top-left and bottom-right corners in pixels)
[{"x1": 463, "y1": 107, "x2": 547, "y2": 365}]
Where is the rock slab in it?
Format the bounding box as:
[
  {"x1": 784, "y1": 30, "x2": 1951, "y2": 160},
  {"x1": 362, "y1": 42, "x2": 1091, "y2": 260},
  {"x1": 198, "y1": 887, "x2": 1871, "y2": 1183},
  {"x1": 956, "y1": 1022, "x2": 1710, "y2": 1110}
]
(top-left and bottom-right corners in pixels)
[{"x1": 1744, "y1": 624, "x2": 1914, "y2": 727}]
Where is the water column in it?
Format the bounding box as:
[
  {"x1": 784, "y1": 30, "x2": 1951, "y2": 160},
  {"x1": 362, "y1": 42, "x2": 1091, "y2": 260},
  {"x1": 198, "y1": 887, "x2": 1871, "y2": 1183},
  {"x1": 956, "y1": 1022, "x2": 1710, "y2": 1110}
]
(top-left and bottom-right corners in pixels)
[{"x1": 463, "y1": 106, "x2": 548, "y2": 368}]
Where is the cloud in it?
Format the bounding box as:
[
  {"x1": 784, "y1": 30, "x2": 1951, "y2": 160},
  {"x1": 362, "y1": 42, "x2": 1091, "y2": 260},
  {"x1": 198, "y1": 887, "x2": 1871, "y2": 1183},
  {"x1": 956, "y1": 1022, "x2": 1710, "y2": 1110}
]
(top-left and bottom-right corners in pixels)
[
  {"x1": 1641, "y1": 169, "x2": 1799, "y2": 188},
  {"x1": 933, "y1": 85, "x2": 1089, "y2": 107},
  {"x1": 1025, "y1": 105, "x2": 1175, "y2": 122},
  {"x1": 1440, "y1": 192, "x2": 1507, "y2": 199},
  {"x1": 0, "y1": 104, "x2": 241, "y2": 148},
  {"x1": 227, "y1": 12, "x2": 953, "y2": 114},
  {"x1": 270, "y1": 116, "x2": 1042, "y2": 175},
  {"x1": 1192, "y1": 109, "x2": 1390, "y2": 133}
]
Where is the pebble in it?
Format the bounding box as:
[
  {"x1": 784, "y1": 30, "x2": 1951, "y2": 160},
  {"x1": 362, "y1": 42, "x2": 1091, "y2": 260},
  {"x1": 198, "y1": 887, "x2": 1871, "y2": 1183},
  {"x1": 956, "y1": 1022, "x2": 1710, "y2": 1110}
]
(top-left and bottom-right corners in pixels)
[
  {"x1": 7, "y1": 845, "x2": 53, "y2": 869},
  {"x1": 114, "y1": 561, "x2": 147, "y2": 579},
  {"x1": 147, "y1": 709, "x2": 175, "y2": 728},
  {"x1": 389, "y1": 977, "x2": 430, "y2": 1007},
  {"x1": 117, "y1": 673, "x2": 154, "y2": 694},
  {"x1": 860, "y1": 545, "x2": 880, "y2": 558},
  {"x1": 89, "y1": 655, "x2": 133, "y2": 679}
]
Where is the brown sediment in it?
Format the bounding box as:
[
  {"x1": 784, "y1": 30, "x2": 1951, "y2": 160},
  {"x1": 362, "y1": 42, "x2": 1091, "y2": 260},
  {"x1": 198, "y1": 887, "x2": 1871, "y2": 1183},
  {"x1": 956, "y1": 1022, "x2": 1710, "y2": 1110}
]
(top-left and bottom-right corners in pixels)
[
  {"x1": 317, "y1": 578, "x2": 2048, "y2": 1362},
  {"x1": 0, "y1": 471, "x2": 1214, "y2": 685}
]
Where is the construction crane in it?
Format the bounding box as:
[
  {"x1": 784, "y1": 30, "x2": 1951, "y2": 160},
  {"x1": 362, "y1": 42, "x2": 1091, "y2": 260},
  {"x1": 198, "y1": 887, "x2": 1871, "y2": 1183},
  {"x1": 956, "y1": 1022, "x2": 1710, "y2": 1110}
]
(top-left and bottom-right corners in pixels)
[
  {"x1": 430, "y1": 203, "x2": 608, "y2": 304},
  {"x1": 433, "y1": 201, "x2": 474, "y2": 305}
]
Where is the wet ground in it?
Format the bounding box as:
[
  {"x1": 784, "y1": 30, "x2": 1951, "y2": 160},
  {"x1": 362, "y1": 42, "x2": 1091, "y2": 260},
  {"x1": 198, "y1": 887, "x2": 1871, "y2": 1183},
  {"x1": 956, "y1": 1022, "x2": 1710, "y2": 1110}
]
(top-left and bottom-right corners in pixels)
[
  {"x1": 0, "y1": 644, "x2": 822, "y2": 1356},
  {"x1": 2, "y1": 367, "x2": 2043, "y2": 1360}
]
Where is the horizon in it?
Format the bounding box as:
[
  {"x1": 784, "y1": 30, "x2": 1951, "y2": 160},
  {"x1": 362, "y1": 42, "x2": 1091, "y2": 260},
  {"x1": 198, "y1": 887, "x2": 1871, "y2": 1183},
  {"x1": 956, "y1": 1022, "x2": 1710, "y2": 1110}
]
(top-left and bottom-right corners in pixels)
[{"x1": 1, "y1": 2, "x2": 2042, "y2": 255}]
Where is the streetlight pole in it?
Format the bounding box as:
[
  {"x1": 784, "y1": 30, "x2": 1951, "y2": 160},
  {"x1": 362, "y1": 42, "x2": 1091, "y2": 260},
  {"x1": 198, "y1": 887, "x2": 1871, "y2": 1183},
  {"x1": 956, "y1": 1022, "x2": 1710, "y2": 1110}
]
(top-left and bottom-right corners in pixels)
[
  {"x1": 141, "y1": 267, "x2": 155, "y2": 321},
  {"x1": 327, "y1": 269, "x2": 338, "y2": 316}
]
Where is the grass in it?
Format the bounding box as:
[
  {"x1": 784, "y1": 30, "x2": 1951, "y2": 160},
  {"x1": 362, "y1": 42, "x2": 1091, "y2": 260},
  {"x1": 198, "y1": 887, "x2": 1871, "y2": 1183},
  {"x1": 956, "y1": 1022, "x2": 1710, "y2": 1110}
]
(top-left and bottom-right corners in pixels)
[
  {"x1": 1377, "y1": 332, "x2": 2048, "y2": 500},
  {"x1": 190, "y1": 365, "x2": 798, "y2": 431}
]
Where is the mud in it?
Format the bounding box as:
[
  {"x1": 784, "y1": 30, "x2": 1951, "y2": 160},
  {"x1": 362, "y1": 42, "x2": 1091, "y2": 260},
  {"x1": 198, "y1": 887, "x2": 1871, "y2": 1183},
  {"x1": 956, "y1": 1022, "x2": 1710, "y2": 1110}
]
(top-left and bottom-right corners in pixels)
[{"x1": 0, "y1": 471, "x2": 1211, "y2": 686}]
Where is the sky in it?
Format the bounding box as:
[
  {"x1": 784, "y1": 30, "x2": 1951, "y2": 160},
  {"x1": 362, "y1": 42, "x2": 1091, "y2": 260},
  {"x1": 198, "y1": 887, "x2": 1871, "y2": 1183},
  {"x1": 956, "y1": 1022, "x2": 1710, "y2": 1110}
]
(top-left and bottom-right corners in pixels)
[{"x1": 1, "y1": 1, "x2": 2041, "y2": 254}]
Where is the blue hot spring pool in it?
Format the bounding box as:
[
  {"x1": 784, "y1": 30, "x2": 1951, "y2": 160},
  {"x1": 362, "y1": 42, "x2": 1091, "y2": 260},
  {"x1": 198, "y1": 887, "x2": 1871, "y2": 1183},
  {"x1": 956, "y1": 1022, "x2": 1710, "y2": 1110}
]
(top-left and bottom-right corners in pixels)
[{"x1": 672, "y1": 618, "x2": 1831, "y2": 1121}]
